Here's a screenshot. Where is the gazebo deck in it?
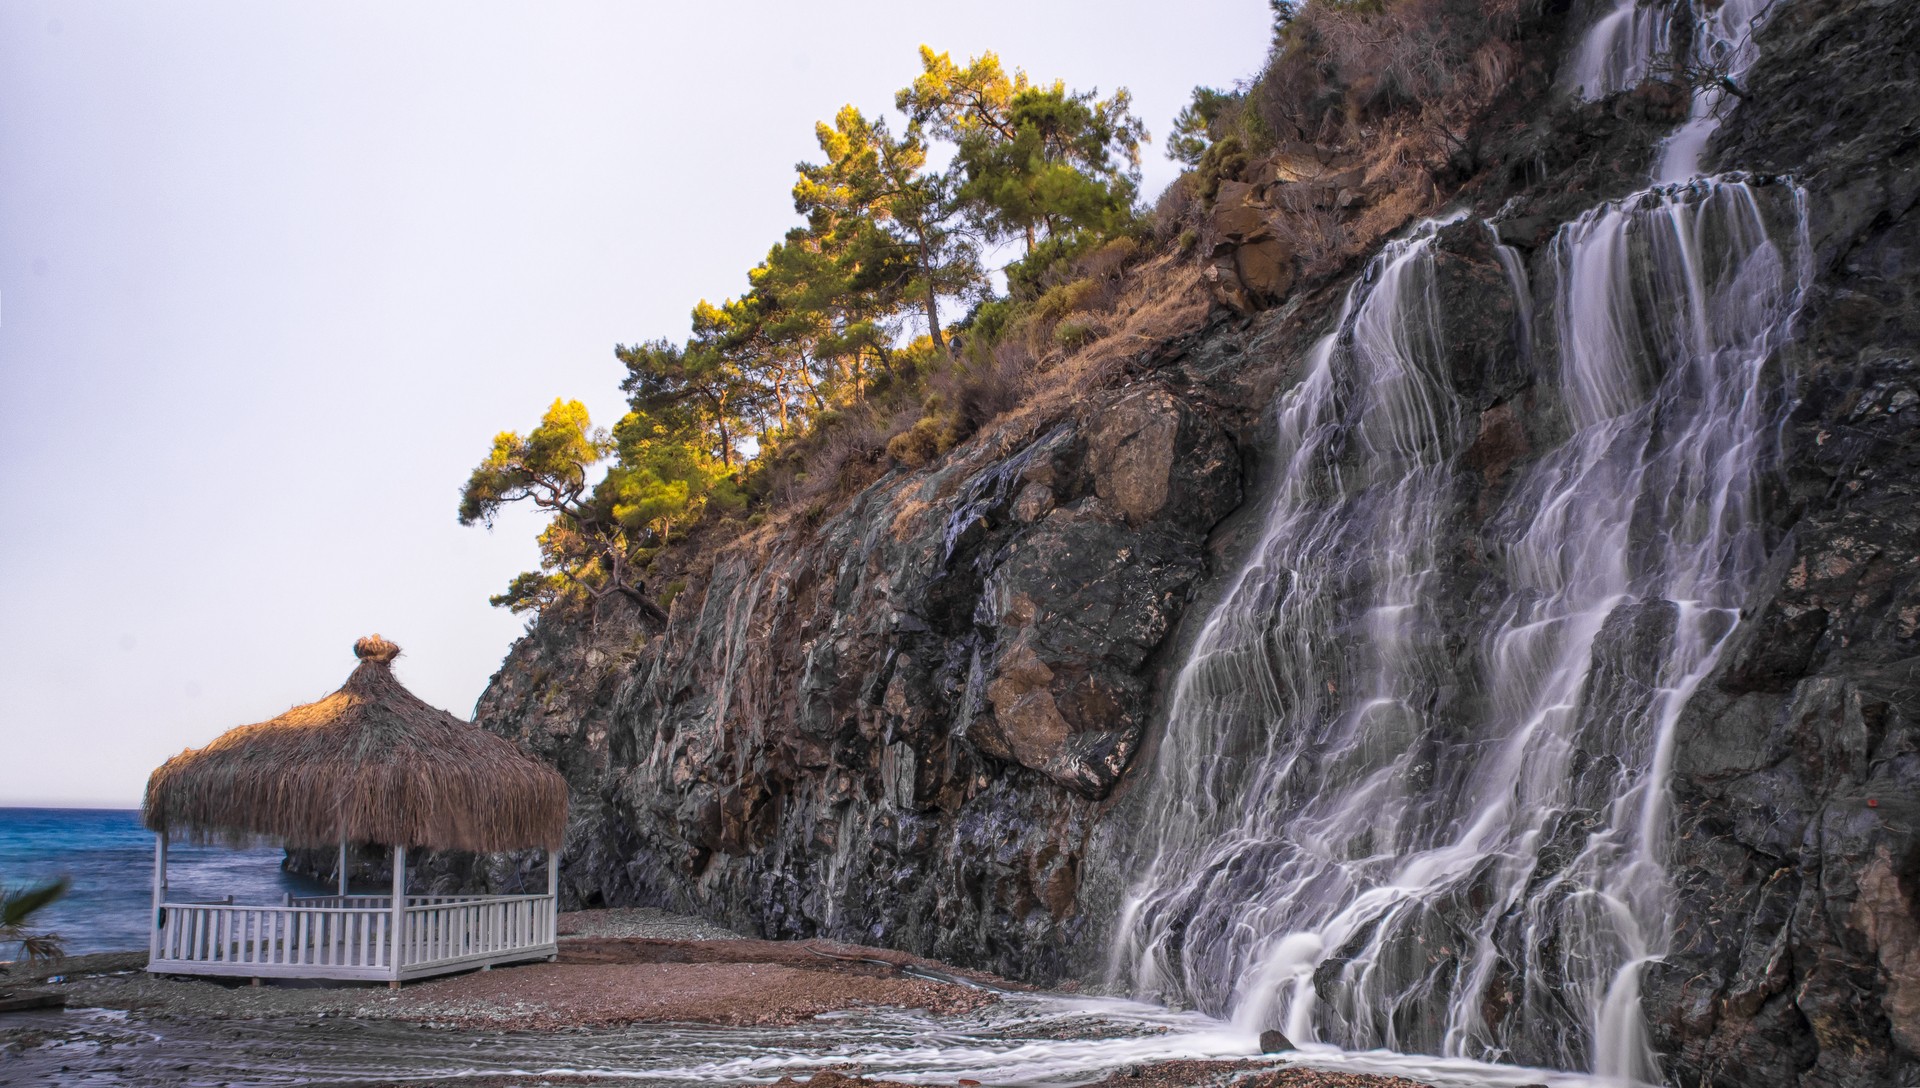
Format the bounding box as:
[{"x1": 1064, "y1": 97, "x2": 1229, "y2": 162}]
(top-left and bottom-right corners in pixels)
[{"x1": 149, "y1": 892, "x2": 558, "y2": 983}]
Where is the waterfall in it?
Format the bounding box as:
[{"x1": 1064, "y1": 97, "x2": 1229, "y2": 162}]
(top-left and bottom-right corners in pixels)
[
  {"x1": 1563, "y1": 0, "x2": 1676, "y2": 99},
  {"x1": 1110, "y1": 179, "x2": 1809, "y2": 1081},
  {"x1": 1562, "y1": 0, "x2": 1784, "y2": 181},
  {"x1": 1652, "y1": 0, "x2": 1777, "y2": 182}
]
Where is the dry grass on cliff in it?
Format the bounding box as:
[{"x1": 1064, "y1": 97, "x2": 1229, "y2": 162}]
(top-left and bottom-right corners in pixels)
[
  {"x1": 965, "y1": 251, "x2": 1211, "y2": 444},
  {"x1": 630, "y1": 0, "x2": 1544, "y2": 593}
]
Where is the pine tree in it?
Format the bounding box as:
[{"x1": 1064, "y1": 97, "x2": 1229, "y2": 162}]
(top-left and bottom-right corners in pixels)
[
  {"x1": 899, "y1": 47, "x2": 1146, "y2": 267},
  {"x1": 794, "y1": 105, "x2": 984, "y2": 352}
]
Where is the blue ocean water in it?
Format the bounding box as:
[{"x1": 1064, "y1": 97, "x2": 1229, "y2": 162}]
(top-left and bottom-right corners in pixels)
[{"x1": 0, "y1": 808, "x2": 327, "y2": 958}]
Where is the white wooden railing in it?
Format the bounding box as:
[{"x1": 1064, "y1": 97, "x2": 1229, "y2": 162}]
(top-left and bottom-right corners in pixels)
[
  {"x1": 400, "y1": 895, "x2": 553, "y2": 969},
  {"x1": 286, "y1": 894, "x2": 507, "y2": 909},
  {"x1": 152, "y1": 903, "x2": 392, "y2": 977},
  {"x1": 150, "y1": 894, "x2": 555, "y2": 981}
]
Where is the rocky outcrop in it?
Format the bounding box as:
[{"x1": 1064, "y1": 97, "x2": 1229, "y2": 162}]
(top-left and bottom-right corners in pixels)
[{"x1": 1203, "y1": 177, "x2": 1299, "y2": 312}]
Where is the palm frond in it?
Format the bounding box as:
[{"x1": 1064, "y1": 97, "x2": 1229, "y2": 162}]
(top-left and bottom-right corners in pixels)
[
  {"x1": 0, "y1": 876, "x2": 69, "y2": 930},
  {"x1": 1, "y1": 929, "x2": 68, "y2": 962}
]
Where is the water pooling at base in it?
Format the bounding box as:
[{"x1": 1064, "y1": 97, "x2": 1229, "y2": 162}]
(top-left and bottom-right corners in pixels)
[{"x1": 1108, "y1": 176, "x2": 1810, "y2": 1084}]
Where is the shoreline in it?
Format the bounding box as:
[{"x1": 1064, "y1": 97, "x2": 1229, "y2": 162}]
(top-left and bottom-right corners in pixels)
[{"x1": 0, "y1": 908, "x2": 1445, "y2": 1088}]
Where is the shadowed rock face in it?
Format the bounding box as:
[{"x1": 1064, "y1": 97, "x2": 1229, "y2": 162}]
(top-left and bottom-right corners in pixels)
[
  {"x1": 476, "y1": 382, "x2": 1248, "y2": 981},
  {"x1": 466, "y1": 0, "x2": 1920, "y2": 1082}
]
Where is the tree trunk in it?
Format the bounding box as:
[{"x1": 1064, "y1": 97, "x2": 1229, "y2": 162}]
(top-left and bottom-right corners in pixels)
[{"x1": 922, "y1": 240, "x2": 945, "y2": 351}]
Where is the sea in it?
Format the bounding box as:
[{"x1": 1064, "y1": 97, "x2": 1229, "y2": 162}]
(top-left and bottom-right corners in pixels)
[{"x1": 0, "y1": 807, "x2": 328, "y2": 958}]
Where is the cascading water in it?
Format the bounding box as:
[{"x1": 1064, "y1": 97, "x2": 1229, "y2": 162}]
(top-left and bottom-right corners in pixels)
[
  {"x1": 1562, "y1": 0, "x2": 1676, "y2": 99},
  {"x1": 1562, "y1": 0, "x2": 1783, "y2": 181},
  {"x1": 1109, "y1": 178, "x2": 1809, "y2": 1083},
  {"x1": 1651, "y1": 0, "x2": 1776, "y2": 182}
]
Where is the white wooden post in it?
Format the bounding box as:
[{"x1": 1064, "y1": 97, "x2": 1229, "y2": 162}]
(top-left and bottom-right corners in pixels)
[
  {"x1": 546, "y1": 849, "x2": 560, "y2": 956},
  {"x1": 149, "y1": 834, "x2": 168, "y2": 960},
  {"x1": 337, "y1": 840, "x2": 349, "y2": 898},
  {"x1": 388, "y1": 844, "x2": 406, "y2": 987}
]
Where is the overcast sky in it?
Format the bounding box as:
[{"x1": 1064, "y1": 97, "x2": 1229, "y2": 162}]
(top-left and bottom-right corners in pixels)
[{"x1": 0, "y1": 0, "x2": 1270, "y2": 808}]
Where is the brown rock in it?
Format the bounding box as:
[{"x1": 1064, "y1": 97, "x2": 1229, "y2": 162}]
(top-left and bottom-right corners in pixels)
[
  {"x1": 1038, "y1": 859, "x2": 1078, "y2": 918},
  {"x1": 1234, "y1": 236, "x2": 1297, "y2": 303},
  {"x1": 991, "y1": 691, "x2": 1072, "y2": 771},
  {"x1": 1463, "y1": 401, "x2": 1530, "y2": 486},
  {"x1": 1010, "y1": 481, "x2": 1056, "y2": 523},
  {"x1": 1210, "y1": 179, "x2": 1269, "y2": 240},
  {"x1": 1087, "y1": 391, "x2": 1183, "y2": 524},
  {"x1": 1258, "y1": 1028, "x2": 1295, "y2": 1052},
  {"x1": 1204, "y1": 257, "x2": 1255, "y2": 314},
  {"x1": 1854, "y1": 847, "x2": 1920, "y2": 1055},
  {"x1": 1214, "y1": 178, "x2": 1257, "y2": 206},
  {"x1": 983, "y1": 641, "x2": 1072, "y2": 771},
  {"x1": 1084, "y1": 388, "x2": 1237, "y2": 529}
]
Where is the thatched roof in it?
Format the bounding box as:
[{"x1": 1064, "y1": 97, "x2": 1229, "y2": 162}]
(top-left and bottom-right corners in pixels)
[{"x1": 143, "y1": 635, "x2": 566, "y2": 852}]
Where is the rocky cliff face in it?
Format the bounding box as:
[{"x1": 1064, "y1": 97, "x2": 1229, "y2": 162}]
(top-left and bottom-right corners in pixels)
[
  {"x1": 473, "y1": 1, "x2": 1920, "y2": 1083},
  {"x1": 1640, "y1": 2, "x2": 1920, "y2": 1085},
  {"x1": 482, "y1": 375, "x2": 1251, "y2": 981}
]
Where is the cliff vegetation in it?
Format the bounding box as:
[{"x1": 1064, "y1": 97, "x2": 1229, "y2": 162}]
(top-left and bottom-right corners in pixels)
[{"x1": 458, "y1": 0, "x2": 1547, "y2": 624}]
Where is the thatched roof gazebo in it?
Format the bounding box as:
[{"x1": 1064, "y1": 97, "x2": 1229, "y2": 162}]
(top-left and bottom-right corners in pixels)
[{"x1": 143, "y1": 635, "x2": 568, "y2": 985}]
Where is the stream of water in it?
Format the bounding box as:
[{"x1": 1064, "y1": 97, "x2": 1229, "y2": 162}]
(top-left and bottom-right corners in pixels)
[{"x1": 1110, "y1": 184, "x2": 1807, "y2": 1084}]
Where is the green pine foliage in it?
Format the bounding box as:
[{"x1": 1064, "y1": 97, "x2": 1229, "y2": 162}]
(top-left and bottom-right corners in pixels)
[{"x1": 461, "y1": 46, "x2": 1158, "y2": 619}]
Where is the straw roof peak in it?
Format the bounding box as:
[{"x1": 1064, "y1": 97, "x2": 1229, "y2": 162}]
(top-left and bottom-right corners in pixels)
[
  {"x1": 143, "y1": 636, "x2": 566, "y2": 852},
  {"x1": 354, "y1": 633, "x2": 401, "y2": 664}
]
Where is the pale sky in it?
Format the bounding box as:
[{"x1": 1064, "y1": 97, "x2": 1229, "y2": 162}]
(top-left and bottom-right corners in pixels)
[{"x1": 0, "y1": 0, "x2": 1270, "y2": 807}]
